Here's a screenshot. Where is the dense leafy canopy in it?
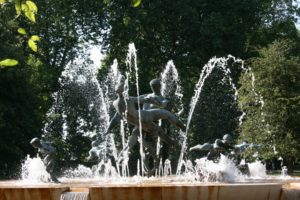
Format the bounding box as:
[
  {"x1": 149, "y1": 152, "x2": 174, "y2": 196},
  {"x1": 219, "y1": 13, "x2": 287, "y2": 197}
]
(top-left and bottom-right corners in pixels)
[{"x1": 238, "y1": 40, "x2": 300, "y2": 172}]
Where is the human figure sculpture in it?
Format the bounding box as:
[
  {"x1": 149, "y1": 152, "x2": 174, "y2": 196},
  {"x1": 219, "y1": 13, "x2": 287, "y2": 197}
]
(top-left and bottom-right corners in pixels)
[
  {"x1": 232, "y1": 140, "x2": 262, "y2": 175},
  {"x1": 141, "y1": 79, "x2": 169, "y2": 110},
  {"x1": 139, "y1": 79, "x2": 171, "y2": 174},
  {"x1": 87, "y1": 140, "x2": 102, "y2": 161},
  {"x1": 233, "y1": 140, "x2": 261, "y2": 155},
  {"x1": 143, "y1": 79, "x2": 185, "y2": 175},
  {"x1": 88, "y1": 137, "x2": 117, "y2": 166},
  {"x1": 30, "y1": 137, "x2": 60, "y2": 183},
  {"x1": 189, "y1": 134, "x2": 234, "y2": 161},
  {"x1": 190, "y1": 135, "x2": 261, "y2": 175},
  {"x1": 117, "y1": 79, "x2": 171, "y2": 157},
  {"x1": 104, "y1": 80, "x2": 186, "y2": 175}
]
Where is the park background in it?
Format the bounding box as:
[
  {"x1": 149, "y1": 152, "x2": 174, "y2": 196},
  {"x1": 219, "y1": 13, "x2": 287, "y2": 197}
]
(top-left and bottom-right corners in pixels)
[{"x1": 0, "y1": 0, "x2": 299, "y2": 179}]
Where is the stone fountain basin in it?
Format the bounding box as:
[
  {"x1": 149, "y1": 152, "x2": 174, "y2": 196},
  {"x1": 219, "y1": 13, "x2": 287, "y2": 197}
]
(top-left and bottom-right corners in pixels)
[{"x1": 0, "y1": 178, "x2": 299, "y2": 200}]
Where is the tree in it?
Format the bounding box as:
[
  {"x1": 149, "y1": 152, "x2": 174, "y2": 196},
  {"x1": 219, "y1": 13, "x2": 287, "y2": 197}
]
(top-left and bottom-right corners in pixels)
[
  {"x1": 0, "y1": 0, "x2": 108, "y2": 178},
  {"x1": 0, "y1": 2, "x2": 44, "y2": 178},
  {"x1": 101, "y1": 0, "x2": 299, "y2": 85},
  {"x1": 238, "y1": 39, "x2": 300, "y2": 174}
]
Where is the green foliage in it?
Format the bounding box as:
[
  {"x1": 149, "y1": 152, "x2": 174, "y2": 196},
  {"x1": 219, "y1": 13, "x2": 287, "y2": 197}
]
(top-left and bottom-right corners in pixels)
[
  {"x1": 239, "y1": 40, "x2": 300, "y2": 163},
  {"x1": 101, "y1": 0, "x2": 299, "y2": 100},
  {"x1": 131, "y1": 0, "x2": 141, "y2": 8},
  {"x1": 0, "y1": 59, "x2": 19, "y2": 67},
  {"x1": 17, "y1": 27, "x2": 27, "y2": 35},
  {"x1": 0, "y1": 53, "x2": 45, "y2": 178},
  {"x1": 0, "y1": 0, "x2": 46, "y2": 178},
  {"x1": 21, "y1": 1, "x2": 37, "y2": 23},
  {"x1": 14, "y1": 0, "x2": 21, "y2": 16},
  {"x1": 27, "y1": 35, "x2": 40, "y2": 52},
  {"x1": 1, "y1": 0, "x2": 39, "y2": 66}
]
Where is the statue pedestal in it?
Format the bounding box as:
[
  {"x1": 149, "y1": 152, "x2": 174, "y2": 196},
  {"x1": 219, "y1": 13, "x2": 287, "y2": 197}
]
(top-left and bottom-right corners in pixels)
[{"x1": 0, "y1": 180, "x2": 299, "y2": 200}]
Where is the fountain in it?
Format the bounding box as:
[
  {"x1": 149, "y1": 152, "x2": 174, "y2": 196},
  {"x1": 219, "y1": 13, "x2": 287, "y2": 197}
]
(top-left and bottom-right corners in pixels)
[{"x1": 0, "y1": 43, "x2": 300, "y2": 200}]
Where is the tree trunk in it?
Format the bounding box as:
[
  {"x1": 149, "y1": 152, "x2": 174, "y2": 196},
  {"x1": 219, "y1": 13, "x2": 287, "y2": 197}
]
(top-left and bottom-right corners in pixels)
[{"x1": 287, "y1": 157, "x2": 294, "y2": 175}]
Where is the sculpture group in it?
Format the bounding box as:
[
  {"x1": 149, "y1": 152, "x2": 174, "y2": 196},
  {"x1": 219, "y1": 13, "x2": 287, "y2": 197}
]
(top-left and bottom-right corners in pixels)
[
  {"x1": 30, "y1": 77, "x2": 260, "y2": 181},
  {"x1": 100, "y1": 78, "x2": 186, "y2": 176}
]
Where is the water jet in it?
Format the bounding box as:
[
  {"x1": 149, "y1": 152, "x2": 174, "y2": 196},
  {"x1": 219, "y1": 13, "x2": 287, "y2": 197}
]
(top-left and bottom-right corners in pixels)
[{"x1": 1, "y1": 43, "x2": 299, "y2": 200}]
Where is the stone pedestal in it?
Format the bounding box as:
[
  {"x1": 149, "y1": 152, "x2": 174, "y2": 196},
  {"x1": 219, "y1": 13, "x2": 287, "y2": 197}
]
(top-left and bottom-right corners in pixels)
[
  {"x1": 0, "y1": 186, "x2": 68, "y2": 200},
  {"x1": 1, "y1": 180, "x2": 300, "y2": 200},
  {"x1": 89, "y1": 183, "x2": 282, "y2": 200}
]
